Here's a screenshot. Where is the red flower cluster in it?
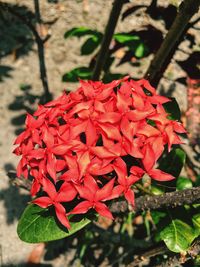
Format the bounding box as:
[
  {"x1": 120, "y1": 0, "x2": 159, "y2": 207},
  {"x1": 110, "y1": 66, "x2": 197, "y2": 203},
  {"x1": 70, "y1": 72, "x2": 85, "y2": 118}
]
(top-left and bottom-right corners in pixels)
[{"x1": 13, "y1": 77, "x2": 186, "y2": 229}]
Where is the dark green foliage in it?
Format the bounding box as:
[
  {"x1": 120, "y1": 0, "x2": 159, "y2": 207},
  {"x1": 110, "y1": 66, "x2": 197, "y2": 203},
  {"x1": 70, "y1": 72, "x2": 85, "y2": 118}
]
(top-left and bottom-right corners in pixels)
[
  {"x1": 62, "y1": 67, "x2": 92, "y2": 82},
  {"x1": 17, "y1": 204, "x2": 91, "y2": 243}
]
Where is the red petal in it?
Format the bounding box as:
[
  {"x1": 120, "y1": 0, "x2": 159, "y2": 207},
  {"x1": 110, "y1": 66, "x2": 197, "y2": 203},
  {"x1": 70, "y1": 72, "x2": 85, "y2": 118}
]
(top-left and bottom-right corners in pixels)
[
  {"x1": 130, "y1": 166, "x2": 145, "y2": 177},
  {"x1": 137, "y1": 123, "x2": 160, "y2": 137},
  {"x1": 78, "y1": 151, "x2": 90, "y2": 178},
  {"x1": 90, "y1": 147, "x2": 116, "y2": 159},
  {"x1": 70, "y1": 200, "x2": 92, "y2": 215},
  {"x1": 56, "y1": 182, "x2": 77, "y2": 202},
  {"x1": 127, "y1": 174, "x2": 141, "y2": 186},
  {"x1": 60, "y1": 168, "x2": 79, "y2": 182},
  {"x1": 28, "y1": 149, "x2": 45, "y2": 159},
  {"x1": 43, "y1": 128, "x2": 54, "y2": 148},
  {"x1": 88, "y1": 161, "x2": 113, "y2": 175},
  {"x1": 142, "y1": 144, "x2": 156, "y2": 172},
  {"x1": 75, "y1": 185, "x2": 94, "y2": 202},
  {"x1": 113, "y1": 158, "x2": 127, "y2": 185},
  {"x1": 56, "y1": 159, "x2": 66, "y2": 172},
  {"x1": 30, "y1": 179, "x2": 41, "y2": 196},
  {"x1": 54, "y1": 203, "x2": 70, "y2": 229},
  {"x1": 69, "y1": 121, "x2": 87, "y2": 139},
  {"x1": 95, "y1": 202, "x2": 113, "y2": 220},
  {"x1": 85, "y1": 120, "x2": 97, "y2": 146},
  {"x1": 94, "y1": 100, "x2": 105, "y2": 113},
  {"x1": 103, "y1": 185, "x2": 124, "y2": 200},
  {"x1": 172, "y1": 121, "x2": 187, "y2": 133},
  {"x1": 140, "y1": 79, "x2": 156, "y2": 95},
  {"x1": 98, "y1": 112, "x2": 121, "y2": 124},
  {"x1": 99, "y1": 123, "x2": 121, "y2": 141},
  {"x1": 120, "y1": 117, "x2": 132, "y2": 141},
  {"x1": 116, "y1": 91, "x2": 130, "y2": 112},
  {"x1": 149, "y1": 169, "x2": 175, "y2": 181},
  {"x1": 47, "y1": 153, "x2": 57, "y2": 181},
  {"x1": 148, "y1": 95, "x2": 170, "y2": 104},
  {"x1": 95, "y1": 178, "x2": 115, "y2": 201},
  {"x1": 84, "y1": 175, "x2": 99, "y2": 192},
  {"x1": 71, "y1": 101, "x2": 93, "y2": 114},
  {"x1": 132, "y1": 92, "x2": 145, "y2": 109},
  {"x1": 128, "y1": 110, "x2": 151, "y2": 121},
  {"x1": 32, "y1": 196, "x2": 52, "y2": 208},
  {"x1": 14, "y1": 131, "x2": 27, "y2": 144},
  {"x1": 42, "y1": 178, "x2": 57, "y2": 200},
  {"x1": 124, "y1": 189, "x2": 135, "y2": 207},
  {"x1": 51, "y1": 144, "x2": 72, "y2": 155}
]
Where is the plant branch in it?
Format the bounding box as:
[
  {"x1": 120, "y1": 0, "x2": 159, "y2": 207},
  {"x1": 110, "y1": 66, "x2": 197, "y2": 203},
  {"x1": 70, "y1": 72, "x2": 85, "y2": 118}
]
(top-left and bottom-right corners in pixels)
[
  {"x1": 145, "y1": 0, "x2": 200, "y2": 87},
  {"x1": 127, "y1": 244, "x2": 167, "y2": 267},
  {"x1": 110, "y1": 186, "x2": 200, "y2": 213},
  {"x1": 92, "y1": 0, "x2": 125, "y2": 81},
  {"x1": 9, "y1": 169, "x2": 200, "y2": 213},
  {"x1": 128, "y1": 238, "x2": 200, "y2": 267},
  {"x1": 0, "y1": 1, "x2": 51, "y2": 101}
]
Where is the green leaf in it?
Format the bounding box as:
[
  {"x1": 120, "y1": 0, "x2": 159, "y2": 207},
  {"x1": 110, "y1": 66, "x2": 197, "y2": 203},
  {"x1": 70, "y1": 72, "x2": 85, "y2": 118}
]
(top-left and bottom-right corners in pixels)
[
  {"x1": 135, "y1": 43, "x2": 146, "y2": 58},
  {"x1": 151, "y1": 211, "x2": 167, "y2": 225},
  {"x1": 64, "y1": 27, "x2": 97, "y2": 39},
  {"x1": 103, "y1": 72, "x2": 126, "y2": 83},
  {"x1": 192, "y1": 214, "x2": 200, "y2": 236},
  {"x1": 151, "y1": 185, "x2": 164, "y2": 195},
  {"x1": 62, "y1": 67, "x2": 92, "y2": 82},
  {"x1": 163, "y1": 97, "x2": 181, "y2": 121},
  {"x1": 176, "y1": 176, "x2": 193, "y2": 190},
  {"x1": 114, "y1": 33, "x2": 140, "y2": 44},
  {"x1": 81, "y1": 35, "x2": 102, "y2": 55},
  {"x1": 17, "y1": 204, "x2": 91, "y2": 243},
  {"x1": 159, "y1": 148, "x2": 186, "y2": 178},
  {"x1": 160, "y1": 219, "x2": 197, "y2": 253}
]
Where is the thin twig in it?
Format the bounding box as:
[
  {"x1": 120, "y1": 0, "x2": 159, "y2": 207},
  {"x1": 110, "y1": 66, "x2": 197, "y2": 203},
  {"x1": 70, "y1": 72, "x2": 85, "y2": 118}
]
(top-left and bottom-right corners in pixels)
[
  {"x1": 145, "y1": 0, "x2": 200, "y2": 86},
  {"x1": 33, "y1": 0, "x2": 51, "y2": 102},
  {"x1": 127, "y1": 245, "x2": 167, "y2": 267},
  {"x1": 0, "y1": 2, "x2": 51, "y2": 101},
  {"x1": 92, "y1": 0, "x2": 125, "y2": 81}
]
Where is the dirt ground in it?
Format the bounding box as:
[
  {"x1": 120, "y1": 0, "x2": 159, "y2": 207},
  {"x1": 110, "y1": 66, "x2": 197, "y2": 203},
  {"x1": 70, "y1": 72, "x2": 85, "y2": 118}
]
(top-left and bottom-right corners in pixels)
[{"x1": 0, "y1": 0, "x2": 195, "y2": 266}]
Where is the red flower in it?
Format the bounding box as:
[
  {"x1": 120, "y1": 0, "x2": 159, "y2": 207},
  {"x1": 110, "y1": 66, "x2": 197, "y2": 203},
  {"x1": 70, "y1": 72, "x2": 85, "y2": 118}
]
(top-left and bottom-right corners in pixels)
[
  {"x1": 141, "y1": 143, "x2": 174, "y2": 181},
  {"x1": 13, "y1": 77, "x2": 186, "y2": 228},
  {"x1": 113, "y1": 158, "x2": 141, "y2": 206},
  {"x1": 70, "y1": 175, "x2": 118, "y2": 219},
  {"x1": 32, "y1": 178, "x2": 77, "y2": 229}
]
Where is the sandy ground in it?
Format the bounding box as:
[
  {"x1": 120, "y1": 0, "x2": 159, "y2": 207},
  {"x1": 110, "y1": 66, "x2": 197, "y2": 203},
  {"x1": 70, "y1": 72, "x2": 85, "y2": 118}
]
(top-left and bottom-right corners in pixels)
[{"x1": 0, "y1": 0, "x2": 193, "y2": 265}]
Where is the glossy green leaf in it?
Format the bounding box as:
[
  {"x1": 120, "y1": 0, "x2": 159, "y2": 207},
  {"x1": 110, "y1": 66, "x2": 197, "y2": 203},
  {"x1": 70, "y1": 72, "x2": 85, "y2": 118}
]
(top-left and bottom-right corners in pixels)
[
  {"x1": 17, "y1": 204, "x2": 91, "y2": 243},
  {"x1": 64, "y1": 27, "x2": 98, "y2": 39},
  {"x1": 160, "y1": 219, "x2": 197, "y2": 253},
  {"x1": 114, "y1": 33, "x2": 140, "y2": 43},
  {"x1": 192, "y1": 214, "x2": 200, "y2": 235},
  {"x1": 81, "y1": 35, "x2": 102, "y2": 55},
  {"x1": 62, "y1": 67, "x2": 92, "y2": 82},
  {"x1": 163, "y1": 97, "x2": 181, "y2": 121},
  {"x1": 176, "y1": 176, "x2": 193, "y2": 190},
  {"x1": 159, "y1": 148, "x2": 186, "y2": 178}
]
